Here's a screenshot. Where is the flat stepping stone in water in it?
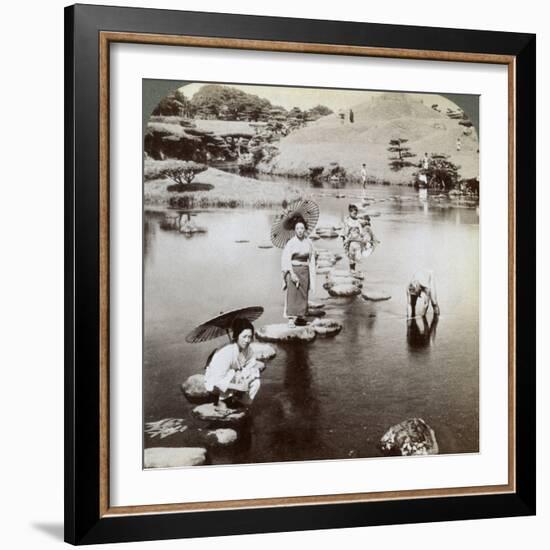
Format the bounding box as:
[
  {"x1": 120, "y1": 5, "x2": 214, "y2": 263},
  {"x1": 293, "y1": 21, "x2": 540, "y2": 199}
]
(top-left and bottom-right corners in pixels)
[
  {"x1": 316, "y1": 267, "x2": 332, "y2": 275},
  {"x1": 144, "y1": 447, "x2": 207, "y2": 468},
  {"x1": 316, "y1": 260, "x2": 334, "y2": 269},
  {"x1": 329, "y1": 269, "x2": 354, "y2": 278},
  {"x1": 258, "y1": 244, "x2": 273, "y2": 249},
  {"x1": 181, "y1": 374, "x2": 214, "y2": 404},
  {"x1": 308, "y1": 301, "x2": 325, "y2": 310},
  {"x1": 311, "y1": 318, "x2": 343, "y2": 337},
  {"x1": 327, "y1": 283, "x2": 362, "y2": 297},
  {"x1": 379, "y1": 418, "x2": 439, "y2": 456},
  {"x1": 205, "y1": 428, "x2": 238, "y2": 447},
  {"x1": 234, "y1": 239, "x2": 249, "y2": 243},
  {"x1": 318, "y1": 232, "x2": 339, "y2": 239},
  {"x1": 362, "y1": 288, "x2": 392, "y2": 301},
  {"x1": 192, "y1": 403, "x2": 248, "y2": 423},
  {"x1": 309, "y1": 234, "x2": 320, "y2": 240},
  {"x1": 325, "y1": 276, "x2": 362, "y2": 288},
  {"x1": 306, "y1": 309, "x2": 326, "y2": 318},
  {"x1": 256, "y1": 323, "x2": 317, "y2": 343},
  {"x1": 250, "y1": 342, "x2": 276, "y2": 361}
]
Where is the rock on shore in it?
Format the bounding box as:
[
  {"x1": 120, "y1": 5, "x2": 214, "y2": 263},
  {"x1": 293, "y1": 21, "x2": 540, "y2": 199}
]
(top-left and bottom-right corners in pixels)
[{"x1": 144, "y1": 447, "x2": 207, "y2": 468}]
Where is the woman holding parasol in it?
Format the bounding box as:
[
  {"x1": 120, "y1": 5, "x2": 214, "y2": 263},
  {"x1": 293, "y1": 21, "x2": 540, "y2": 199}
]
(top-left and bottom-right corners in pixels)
[
  {"x1": 272, "y1": 200, "x2": 319, "y2": 328},
  {"x1": 203, "y1": 318, "x2": 263, "y2": 409},
  {"x1": 186, "y1": 307, "x2": 264, "y2": 410}
]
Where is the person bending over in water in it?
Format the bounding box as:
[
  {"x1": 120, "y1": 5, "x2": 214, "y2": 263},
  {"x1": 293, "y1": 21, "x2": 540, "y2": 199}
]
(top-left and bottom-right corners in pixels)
[
  {"x1": 406, "y1": 270, "x2": 440, "y2": 318},
  {"x1": 204, "y1": 318, "x2": 263, "y2": 409}
]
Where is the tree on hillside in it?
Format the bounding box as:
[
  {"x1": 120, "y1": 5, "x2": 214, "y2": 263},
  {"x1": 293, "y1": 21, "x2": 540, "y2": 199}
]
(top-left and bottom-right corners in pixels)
[
  {"x1": 307, "y1": 105, "x2": 333, "y2": 118},
  {"x1": 191, "y1": 84, "x2": 272, "y2": 121},
  {"x1": 425, "y1": 154, "x2": 461, "y2": 190},
  {"x1": 387, "y1": 138, "x2": 417, "y2": 171},
  {"x1": 152, "y1": 92, "x2": 185, "y2": 117},
  {"x1": 160, "y1": 160, "x2": 207, "y2": 186}
]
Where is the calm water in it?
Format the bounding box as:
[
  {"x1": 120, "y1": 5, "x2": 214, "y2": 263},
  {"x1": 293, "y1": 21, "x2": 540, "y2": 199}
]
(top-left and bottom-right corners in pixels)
[{"x1": 143, "y1": 182, "x2": 479, "y2": 465}]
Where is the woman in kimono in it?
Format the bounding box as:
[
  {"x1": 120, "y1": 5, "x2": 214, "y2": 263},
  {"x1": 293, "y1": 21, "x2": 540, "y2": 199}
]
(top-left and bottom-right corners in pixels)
[
  {"x1": 281, "y1": 218, "x2": 316, "y2": 328},
  {"x1": 204, "y1": 318, "x2": 263, "y2": 409}
]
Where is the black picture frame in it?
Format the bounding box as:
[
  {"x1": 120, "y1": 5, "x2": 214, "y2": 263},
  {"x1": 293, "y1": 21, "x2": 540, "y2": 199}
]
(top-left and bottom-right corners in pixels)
[{"x1": 65, "y1": 3, "x2": 536, "y2": 545}]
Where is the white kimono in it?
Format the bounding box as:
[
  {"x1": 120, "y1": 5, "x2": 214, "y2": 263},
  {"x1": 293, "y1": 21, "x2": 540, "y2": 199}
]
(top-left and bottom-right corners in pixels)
[{"x1": 204, "y1": 343, "x2": 261, "y2": 401}]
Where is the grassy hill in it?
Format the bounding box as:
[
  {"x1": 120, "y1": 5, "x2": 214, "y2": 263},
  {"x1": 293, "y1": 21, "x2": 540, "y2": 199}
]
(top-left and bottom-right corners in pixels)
[{"x1": 259, "y1": 92, "x2": 479, "y2": 184}]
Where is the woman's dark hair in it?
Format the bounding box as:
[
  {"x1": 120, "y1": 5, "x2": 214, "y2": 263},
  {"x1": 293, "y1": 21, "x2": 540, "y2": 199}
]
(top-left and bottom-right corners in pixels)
[
  {"x1": 292, "y1": 215, "x2": 307, "y2": 230},
  {"x1": 348, "y1": 204, "x2": 358, "y2": 213},
  {"x1": 231, "y1": 318, "x2": 255, "y2": 342}
]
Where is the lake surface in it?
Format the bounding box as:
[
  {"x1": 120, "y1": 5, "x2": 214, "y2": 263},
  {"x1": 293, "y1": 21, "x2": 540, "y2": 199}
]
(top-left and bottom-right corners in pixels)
[{"x1": 143, "y1": 181, "x2": 479, "y2": 465}]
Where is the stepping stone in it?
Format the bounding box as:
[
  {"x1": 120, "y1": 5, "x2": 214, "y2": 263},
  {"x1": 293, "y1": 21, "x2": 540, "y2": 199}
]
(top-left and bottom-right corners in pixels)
[
  {"x1": 311, "y1": 318, "x2": 343, "y2": 337},
  {"x1": 306, "y1": 309, "x2": 326, "y2": 318},
  {"x1": 317, "y1": 267, "x2": 332, "y2": 275},
  {"x1": 256, "y1": 323, "x2": 317, "y2": 343},
  {"x1": 327, "y1": 284, "x2": 361, "y2": 297},
  {"x1": 250, "y1": 342, "x2": 276, "y2": 361},
  {"x1": 235, "y1": 239, "x2": 249, "y2": 243},
  {"x1": 379, "y1": 418, "x2": 439, "y2": 456},
  {"x1": 192, "y1": 403, "x2": 248, "y2": 423},
  {"x1": 316, "y1": 260, "x2": 333, "y2": 269},
  {"x1": 181, "y1": 374, "x2": 214, "y2": 404},
  {"x1": 324, "y1": 276, "x2": 362, "y2": 288},
  {"x1": 309, "y1": 234, "x2": 320, "y2": 240},
  {"x1": 308, "y1": 301, "x2": 325, "y2": 310},
  {"x1": 144, "y1": 447, "x2": 207, "y2": 468},
  {"x1": 362, "y1": 289, "x2": 391, "y2": 301},
  {"x1": 205, "y1": 428, "x2": 238, "y2": 447},
  {"x1": 258, "y1": 244, "x2": 273, "y2": 249}
]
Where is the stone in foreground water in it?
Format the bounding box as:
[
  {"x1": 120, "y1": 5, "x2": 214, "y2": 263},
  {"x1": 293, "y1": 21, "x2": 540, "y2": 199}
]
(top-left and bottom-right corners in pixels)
[
  {"x1": 192, "y1": 403, "x2": 248, "y2": 423},
  {"x1": 379, "y1": 418, "x2": 439, "y2": 456},
  {"x1": 205, "y1": 428, "x2": 238, "y2": 446},
  {"x1": 256, "y1": 324, "x2": 317, "y2": 343},
  {"x1": 250, "y1": 342, "x2": 276, "y2": 361},
  {"x1": 144, "y1": 447, "x2": 207, "y2": 468},
  {"x1": 311, "y1": 318, "x2": 343, "y2": 337},
  {"x1": 181, "y1": 374, "x2": 213, "y2": 403},
  {"x1": 362, "y1": 288, "x2": 392, "y2": 301},
  {"x1": 327, "y1": 283, "x2": 362, "y2": 297}
]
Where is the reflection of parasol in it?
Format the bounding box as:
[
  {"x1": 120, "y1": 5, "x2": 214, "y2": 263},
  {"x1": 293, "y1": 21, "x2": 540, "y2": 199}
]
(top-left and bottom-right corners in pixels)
[
  {"x1": 270, "y1": 199, "x2": 320, "y2": 248},
  {"x1": 185, "y1": 306, "x2": 264, "y2": 343}
]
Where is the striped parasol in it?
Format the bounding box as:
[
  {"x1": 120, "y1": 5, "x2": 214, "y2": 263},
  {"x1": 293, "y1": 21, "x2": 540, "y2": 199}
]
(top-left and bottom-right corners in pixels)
[
  {"x1": 185, "y1": 306, "x2": 264, "y2": 343},
  {"x1": 270, "y1": 199, "x2": 320, "y2": 248}
]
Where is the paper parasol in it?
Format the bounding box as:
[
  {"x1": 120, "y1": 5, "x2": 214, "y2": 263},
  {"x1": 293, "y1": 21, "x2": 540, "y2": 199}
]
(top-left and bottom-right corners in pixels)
[
  {"x1": 270, "y1": 199, "x2": 320, "y2": 248},
  {"x1": 185, "y1": 306, "x2": 264, "y2": 343}
]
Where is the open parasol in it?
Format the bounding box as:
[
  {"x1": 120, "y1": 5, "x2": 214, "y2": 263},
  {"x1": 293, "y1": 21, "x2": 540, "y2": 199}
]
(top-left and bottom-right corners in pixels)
[
  {"x1": 185, "y1": 306, "x2": 264, "y2": 343},
  {"x1": 270, "y1": 199, "x2": 320, "y2": 248}
]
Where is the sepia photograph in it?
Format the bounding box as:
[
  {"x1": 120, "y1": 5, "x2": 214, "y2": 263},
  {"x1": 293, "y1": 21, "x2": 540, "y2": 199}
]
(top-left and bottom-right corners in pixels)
[{"x1": 142, "y1": 80, "x2": 480, "y2": 469}]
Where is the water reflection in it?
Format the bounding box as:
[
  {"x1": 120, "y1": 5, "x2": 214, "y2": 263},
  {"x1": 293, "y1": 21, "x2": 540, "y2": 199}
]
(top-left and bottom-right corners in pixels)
[
  {"x1": 270, "y1": 346, "x2": 321, "y2": 457},
  {"x1": 143, "y1": 181, "x2": 480, "y2": 463},
  {"x1": 407, "y1": 315, "x2": 439, "y2": 352}
]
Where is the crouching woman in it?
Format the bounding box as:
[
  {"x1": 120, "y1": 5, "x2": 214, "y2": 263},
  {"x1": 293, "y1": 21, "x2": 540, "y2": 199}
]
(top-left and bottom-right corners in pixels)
[{"x1": 204, "y1": 318, "x2": 263, "y2": 409}]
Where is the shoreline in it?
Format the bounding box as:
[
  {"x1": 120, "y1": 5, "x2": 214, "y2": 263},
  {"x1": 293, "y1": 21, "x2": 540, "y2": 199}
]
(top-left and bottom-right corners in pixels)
[{"x1": 144, "y1": 166, "x2": 303, "y2": 208}]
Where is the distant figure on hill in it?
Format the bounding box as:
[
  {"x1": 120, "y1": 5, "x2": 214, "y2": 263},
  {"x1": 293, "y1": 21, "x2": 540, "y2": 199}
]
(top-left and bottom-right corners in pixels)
[
  {"x1": 406, "y1": 270, "x2": 440, "y2": 318},
  {"x1": 338, "y1": 109, "x2": 345, "y2": 124},
  {"x1": 349, "y1": 109, "x2": 354, "y2": 123},
  {"x1": 360, "y1": 163, "x2": 368, "y2": 189},
  {"x1": 422, "y1": 152, "x2": 430, "y2": 170}
]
